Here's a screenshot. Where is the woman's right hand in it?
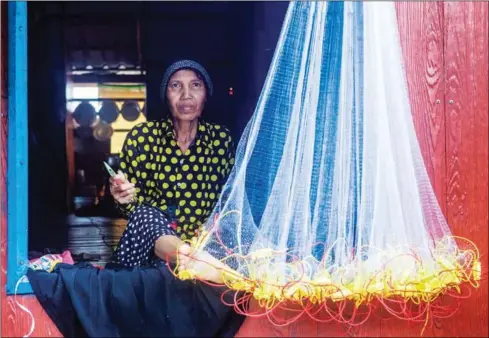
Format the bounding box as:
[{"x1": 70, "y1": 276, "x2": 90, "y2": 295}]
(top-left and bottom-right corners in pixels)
[{"x1": 109, "y1": 170, "x2": 136, "y2": 205}]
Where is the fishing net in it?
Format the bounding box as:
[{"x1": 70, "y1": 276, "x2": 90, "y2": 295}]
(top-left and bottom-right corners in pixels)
[{"x1": 175, "y1": 1, "x2": 481, "y2": 328}]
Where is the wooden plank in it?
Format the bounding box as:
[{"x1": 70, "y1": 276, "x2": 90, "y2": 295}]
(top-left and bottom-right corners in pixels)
[
  {"x1": 235, "y1": 300, "x2": 383, "y2": 337},
  {"x1": 0, "y1": 2, "x2": 61, "y2": 336},
  {"x1": 1, "y1": 3, "x2": 8, "y2": 336},
  {"x1": 443, "y1": 2, "x2": 489, "y2": 337},
  {"x1": 5, "y1": 0, "x2": 29, "y2": 294},
  {"x1": 1, "y1": 296, "x2": 62, "y2": 337},
  {"x1": 395, "y1": 1, "x2": 447, "y2": 215},
  {"x1": 378, "y1": 3, "x2": 446, "y2": 336}
]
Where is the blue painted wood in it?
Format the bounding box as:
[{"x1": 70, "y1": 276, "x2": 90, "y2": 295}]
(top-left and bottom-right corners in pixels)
[{"x1": 6, "y1": 1, "x2": 32, "y2": 295}]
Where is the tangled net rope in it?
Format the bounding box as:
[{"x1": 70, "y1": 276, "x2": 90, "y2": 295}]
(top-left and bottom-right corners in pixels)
[{"x1": 172, "y1": 1, "x2": 483, "y2": 333}]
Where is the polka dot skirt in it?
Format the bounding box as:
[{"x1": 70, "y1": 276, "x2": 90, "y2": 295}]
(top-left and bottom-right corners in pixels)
[{"x1": 113, "y1": 204, "x2": 176, "y2": 267}]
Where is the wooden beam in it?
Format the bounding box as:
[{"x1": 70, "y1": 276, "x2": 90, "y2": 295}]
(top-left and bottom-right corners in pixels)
[
  {"x1": 70, "y1": 74, "x2": 145, "y2": 84},
  {"x1": 6, "y1": 0, "x2": 31, "y2": 295}
]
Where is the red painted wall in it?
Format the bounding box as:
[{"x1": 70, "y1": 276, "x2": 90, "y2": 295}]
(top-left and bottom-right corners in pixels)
[
  {"x1": 391, "y1": 2, "x2": 488, "y2": 336},
  {"x1": 1, "y1": 2, "x2": 487, "y2": 337}
]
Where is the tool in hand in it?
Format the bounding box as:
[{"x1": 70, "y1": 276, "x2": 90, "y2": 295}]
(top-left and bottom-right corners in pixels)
[{"x1": 104, "y1": 161, "x2": 123, "y2": 185}]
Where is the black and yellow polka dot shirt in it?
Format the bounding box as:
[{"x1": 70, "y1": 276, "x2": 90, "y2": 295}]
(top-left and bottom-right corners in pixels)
[{"x1": 117, "y1": 117, "x2": 235, "y2": 240}]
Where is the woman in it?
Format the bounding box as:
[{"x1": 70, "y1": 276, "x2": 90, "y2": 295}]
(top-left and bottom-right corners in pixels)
[
  {"x1": 26, "y1": 60, "x2": 244, "y2": 337},
  {"x1": 110, "y1": 60, "x2": 235, "y2": 277}
]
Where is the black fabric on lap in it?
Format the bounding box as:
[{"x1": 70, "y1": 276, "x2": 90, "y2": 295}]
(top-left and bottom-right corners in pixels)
[{"x1": 27, "y1": 262, "x2": 245, "y2": 337}]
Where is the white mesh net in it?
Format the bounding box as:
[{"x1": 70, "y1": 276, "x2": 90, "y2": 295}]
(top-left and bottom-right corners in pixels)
[{"x1": 176, "y1": 1, "x2": 481, "y2": 325}]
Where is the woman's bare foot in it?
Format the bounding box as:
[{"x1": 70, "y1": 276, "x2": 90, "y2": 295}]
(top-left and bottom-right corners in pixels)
[{"x1": 178, "y1": 244, "x2": 233, "y2": 284}]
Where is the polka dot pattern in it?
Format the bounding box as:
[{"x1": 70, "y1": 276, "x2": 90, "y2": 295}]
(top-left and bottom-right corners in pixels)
[
  {"x1": 116, "y1": 117, "x2": 235, "y2": 240},
  {"x1": 114, "y1": 204, "x2": 176, "y2": 267}
]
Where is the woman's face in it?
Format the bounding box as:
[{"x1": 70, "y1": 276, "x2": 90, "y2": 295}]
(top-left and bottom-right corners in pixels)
[{"x1": 166, "y1": 69, "x2": 207, "y2": 122}]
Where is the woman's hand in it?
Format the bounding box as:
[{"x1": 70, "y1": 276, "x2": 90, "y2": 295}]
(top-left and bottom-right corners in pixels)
[{"x1": 109, "y1": 170, "x2": 136, "y2": 204}]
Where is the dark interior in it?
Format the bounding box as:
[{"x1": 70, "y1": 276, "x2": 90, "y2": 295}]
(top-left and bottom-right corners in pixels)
[{"x1": 27, "y1": 1, "x2": 288, "y2": 261}]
